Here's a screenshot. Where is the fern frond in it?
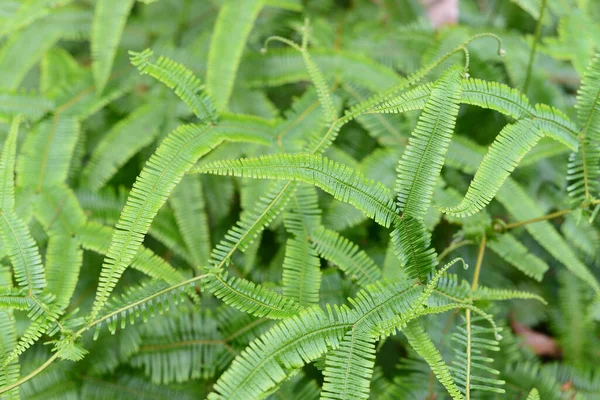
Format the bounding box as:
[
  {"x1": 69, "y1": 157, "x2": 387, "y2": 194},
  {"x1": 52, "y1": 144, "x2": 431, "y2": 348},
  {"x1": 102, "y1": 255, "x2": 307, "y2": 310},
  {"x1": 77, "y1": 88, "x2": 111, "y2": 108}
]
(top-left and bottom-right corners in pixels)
[
  {"x1": 0, "y1": 309, "x2": 19, "y2": 399},
  {"x1": 205, "y1": 273, "x2": 302, "y2": 319},
  {"x1": 89, "y1": 120, "x2": 272, "y2": 322},
  {"x1": 45, "y1": 235, "x2": 82, "y2": 309},
  {"x1": 321, "y1": 330, "x2": 376, "y2": 400},
  {"x1": 82, "y1": 101, "x2": 165, "y2": 190},
  {"x1": 129, "y1": 311, "x2": 228, "y2": 383},
  {"x1": 206, "y1": 0, "x2": 264, "y2": 110},
  {"x1": 129, "y1": 49, "x2": 217, "y2": 121},
  {"x1": 403, "y1": 320, "x2": 464, "y2": 400},
  {"x1": 197, "y1": 153, "x2": 399, "y2": 227},
  {"x1": 395, "y1": 65, "x2": 462, "y2": 219},
  {"x1": 0, "y1": 0, "x2": 73, "y2": 38},
  {"x1": 390, "y1": 216, "x2": 438, "y2": 282},
  {"x1": 568, "y1": 53, "x2": 600, "y2": 204},
  {"x1": 78, "y1": 221, "x2": 185, "y2": 286},
  {"x1": 0, "y1": 20, "x2": 62, "y2": 90},
  {"x1": 449, "y1": 316, "x2": 505, "y2": 396},
  {"x1": 473, "y1": 286, "x2": 546, "y2": 303},
  {"x1": 91, "y1": 275, "x2": 207, "y2": 338},
  {"x1": 209, "y1": 180, "x2": 296, "y2": 271},
  {"x1": 367, "y1": 83, "x2": 433, "y2": 114},
  {"x1": 91, "y1": 0, "x2": 135, "y2": 92},
  {"x1": 16, "y1": 115, "x2": 80, "y2": 189},
  {"x1": 0, "y1": 92, "x2": 54, "y2": 123},
  {"x1": 497, "y1": 179, "x2": 600, "y2": 294},
  {"x1": 0, "y1": 116, "x2": 21, "y2": 212},
  {"x1": 461, "y1": 78, "x2": 533, "y2": 119},
  {"x1": 440, "y1": 119, "x2": 543, "y2": 217},
  {"x1": 310, "y1": 227, "x2": 381, "y2": 287},
  {"x1": 527, "y1": 388, "x2": 540, "y2": 400},
  {"x1": 34, "y1": 184, "x2": 86, "y2": 235},
  {"x1": 170, "y1": 174, "x2": 211, "y2": 268},
  {"x1": 532, "y1": 104, "x2": 579, "y2": 150},
  {"x1": 0, "y1": 211, "x2": 45, "y2": 296},
  {"x1": 282, "y1": 237, "x2": 321, "y2": 306},
  {"x1": 486, "y1": 233, "x2": 549, "y2": 281}
]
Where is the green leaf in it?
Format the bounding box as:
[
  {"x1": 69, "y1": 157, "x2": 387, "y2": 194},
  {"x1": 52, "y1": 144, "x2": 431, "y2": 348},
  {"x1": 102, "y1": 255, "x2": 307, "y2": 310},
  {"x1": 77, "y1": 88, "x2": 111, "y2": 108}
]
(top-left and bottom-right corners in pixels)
[
  {"x1": 206, "y1": 0, "x2": 264, "y2": 110},
  {"x1": 0, "y1": 116, "x2": 22, "y2": 212},
  {"x1": 91, "y1": 0, "x2": 135, "y2": 92}
]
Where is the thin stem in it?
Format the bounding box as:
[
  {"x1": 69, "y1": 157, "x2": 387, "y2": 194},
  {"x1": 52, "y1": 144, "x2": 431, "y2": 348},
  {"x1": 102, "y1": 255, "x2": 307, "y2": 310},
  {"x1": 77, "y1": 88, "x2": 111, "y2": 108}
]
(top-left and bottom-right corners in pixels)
[
  {"x1": 0, "y1": 352, "x2": 60, "y2": 394},
  {"x1": 471, "y1": 234, "x2": 486, "y2": 291},
  {"x1": 505, "y1": 208, "x2": 570, "y2": 230},
  {"x1": 523, "y1": 0, "x2": 547, "y2": 93},
  {"x1": 437, "y1": 239, "x2": 474, "y2": 262}
]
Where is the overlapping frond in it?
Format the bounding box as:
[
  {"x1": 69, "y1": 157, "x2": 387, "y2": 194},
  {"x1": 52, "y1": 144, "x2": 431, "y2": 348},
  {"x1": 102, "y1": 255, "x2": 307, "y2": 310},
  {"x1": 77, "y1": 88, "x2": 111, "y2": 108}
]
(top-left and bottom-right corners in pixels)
[
  {"x1": 197, "y1": 153, "x2": 399, "y2": 227},
  {"x1": 91, "y1": 0, "x2": 135, "y2": 92},
  {"x1": 486, "y1": 233, "x2": 549, "y2": 281},
  {"x1": 89, "y1": 120, "x2": 273, "y2": 322},
  {"x1": 130, "y1": 49, "x2": 217, "y2": 121},
  {"x1": 206, "y1": 0, "x2": 264, "y2": 110}
]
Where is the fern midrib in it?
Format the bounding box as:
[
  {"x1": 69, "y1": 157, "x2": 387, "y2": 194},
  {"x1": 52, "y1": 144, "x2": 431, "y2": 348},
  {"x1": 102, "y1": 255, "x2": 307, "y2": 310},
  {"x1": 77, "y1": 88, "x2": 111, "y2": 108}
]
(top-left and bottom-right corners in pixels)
[{"x1": 461, "y1": 87, "x2": 533, "y2": 119}]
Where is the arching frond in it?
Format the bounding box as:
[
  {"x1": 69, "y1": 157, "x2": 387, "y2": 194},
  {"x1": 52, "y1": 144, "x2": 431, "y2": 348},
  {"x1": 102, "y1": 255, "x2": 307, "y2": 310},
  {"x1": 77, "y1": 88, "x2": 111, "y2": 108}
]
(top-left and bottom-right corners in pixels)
[
  {"x1": 0, "y1": 92, "x2": 54, "y2": 123},
  {"x1": 460, "y1": 78, "x2": 533, "y2": 119},
  {"x1": 486, "y1": 233, "x2": 549, "y2": 281},
  {"x1": 91, "y1": 0, "x2": 135, "y2": 92},
  {"x1": 129, "y1": 49, "x2": 217, "y2": 121},
  {"x1": 390, "y1": 216, "x2": 438, "y2": 282},
  {"x1": 82, "y1": 101, "x2": 165, "y2": 190},
  {"x1": 89, "y1": 120, "x2": 272, "y2": 322},
  {"x1": 206, "y1": 0, "x2": 264, "y2": 110},
  {"x1": 440, "y1": 119, "x2": 543, "y2": 217},
  {"x1": 196, "y1": 153, "x2": 399, "y2": 227},
  {"x1": 367, "y1": 83, "x2": 433, "y2": 114},
  {"x1": 205, "y1": 273, "x2": 302, "y2": 319},
  {"x1": 395, "y1": 65, "x2": 462, "y2": 219}
]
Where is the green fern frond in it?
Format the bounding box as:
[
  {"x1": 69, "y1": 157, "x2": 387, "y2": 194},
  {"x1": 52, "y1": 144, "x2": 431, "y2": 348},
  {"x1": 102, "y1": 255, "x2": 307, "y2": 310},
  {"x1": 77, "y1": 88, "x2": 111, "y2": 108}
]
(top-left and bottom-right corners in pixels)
[
  {"x1": 82, "y1": 101, "x2": 165, "y2": 190},
  {"x1": 91, "y1": 0, "x2": 135, "y2": 92},
  {"x1": 0, "y1": 92, "x2": 54, "y2": 123},
  {"x1": 449, "y1": 316, "x2": 505, "y2": 396},
  {"x1": 0, "y1": 309, "x2": 19, "y2": 399},
  {"x1": 532, "y1": 104, "x2": 579, "y2": 150},
  {"x1": 89, "y1": 120, "x2": 272, "y2": 322},
  {"x1": 0, "y1": 21, "x2": 62, "y2": 90},
  {"x1": 367, "y1": 83, "x2": 433, "y2": 114},
  {"x1": 568, "y1": 53, "x2": 600, "y2": 204},
  {"x1": 78, "y1": 221, "x2": 185, "y2": 286},
  {"x1": 0, "y1": 116, "x2": 21, "y2": 212},
  {"x1": 170, "y1": 174, "x2": 211, "y2": 268},
  {"x1": 196, "y1": 153, "x2": 399, "y2": 227},
  {"x1": 282, "y1": 236, "x2": 321, "y2": 306},
  {"x1": 440, "y1": 119, "x2": 543, "y2": 217},
  {"x1": 390, "y1": 216, "x2": 438, "y2": 282},
  {"x1": 129, "y1": 311, "x2": 228, "y2": 383},
  {"x1": 497, "y1": 179, "x2": 600, "y2": 294},
  {"x1": 205, "y1": 273, "x2": 302, "y2": 319},
  {"x1": 209, "y1": 180, "x2": 296, "y2": 271},
  {"x1": 45, "y1": 235, "x2": 82, "y2": 309},
  {"x1": 486, "y1": 233, "x2": 549, "y2": 281},
  {"x1": 16, "y1": 115, "x2": 80, "y2": 189},
  {"x1": 395, "y1": 65, "x2": 463, "y2": 219},
  {"x1": 310, "y1": 227, "x2": 381, "y2": 287},
  {"x1": 403, "y1": 320, "x2": 464, "y2": 400},
  {"x1": 321, "y1": 330, "x2": 376, "y2": 400},
  {"x1": 473, "y1": 286, "x2": 546, "y2": 303},
  {"x1": 527, "y1": 388, "x2": 540, "y2": 400},
  {"x1": 460, "y1": 78, "x2": 533, "y2": 119},
  {"x1": 0, "y1": 211, "x2": 45, "y2": 296},
  {"x1": 206, "y1": 0, "x2": 264, "y2": 110},
  {"x1": 129, "y1": 49, "x2": 217, "y2": 121},
  {"x1": 0, "y1": 0, "x2": 73, "y2": 38}
]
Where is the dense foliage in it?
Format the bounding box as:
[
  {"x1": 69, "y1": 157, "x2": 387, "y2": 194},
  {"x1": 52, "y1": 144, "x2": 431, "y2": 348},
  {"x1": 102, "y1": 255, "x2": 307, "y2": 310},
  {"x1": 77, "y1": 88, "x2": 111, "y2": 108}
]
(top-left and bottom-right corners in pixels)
[{"x1": 0, "y1": 0, "x2": 599, "y2": 399}]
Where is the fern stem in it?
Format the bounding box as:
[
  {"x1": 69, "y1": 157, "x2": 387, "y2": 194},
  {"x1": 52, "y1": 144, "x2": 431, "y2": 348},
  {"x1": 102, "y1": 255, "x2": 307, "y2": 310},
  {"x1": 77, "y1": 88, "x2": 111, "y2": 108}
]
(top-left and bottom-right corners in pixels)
[
  {"x1": 523, "y1": 0, "x2": 547, "y2": 93},
  {"x1": 0, "y1": 352, "x2": 60, "y2": 395},
  {"x1": 471, "y1": 234, "x2": 486, "y2": 291},
  {"x1": 504, "y1": 208, "x2": 570, "y2": 230},
  {"x1": 437, "y1": 240, "x2": 474, "y2": 262}
]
